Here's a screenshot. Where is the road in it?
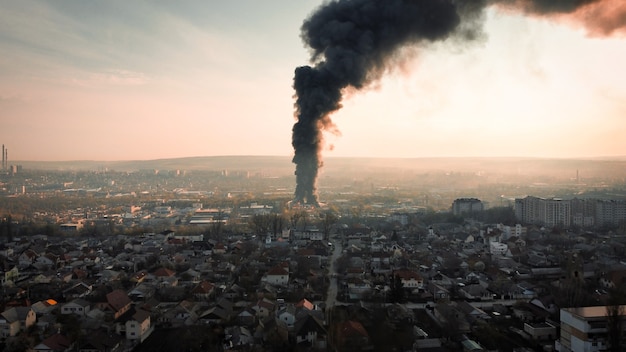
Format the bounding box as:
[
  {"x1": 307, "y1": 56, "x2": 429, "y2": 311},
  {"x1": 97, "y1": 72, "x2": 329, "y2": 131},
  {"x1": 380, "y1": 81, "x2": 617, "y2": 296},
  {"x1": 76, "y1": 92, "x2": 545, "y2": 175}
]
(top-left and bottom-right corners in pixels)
[
  {"x1": 325, "y1": 237, "x2": 343, "y2": 311},
  {"x1": 402, "y1": 299, "x2": 520, "y2": 310},
  {"x1": 322, "y1": 236, "x2": 520, "y2": 315}
]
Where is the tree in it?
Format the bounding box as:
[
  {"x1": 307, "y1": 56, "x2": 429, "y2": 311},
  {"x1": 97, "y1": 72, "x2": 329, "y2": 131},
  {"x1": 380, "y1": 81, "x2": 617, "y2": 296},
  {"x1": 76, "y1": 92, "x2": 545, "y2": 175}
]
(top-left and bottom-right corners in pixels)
[
  {"x1": 250, "y1": 214, "x2": 270, "y2": 235},
  {"x1": 606, "y1": 289, "x2": 625, "y2": 352},
  {"x1": 270, "y1": 213, "x2": 284, "y2": 237},
  {"x1": 389, "y1": 274, "x2": 404, "y2": 303},
  {"x1": 319, "y1": 210, "x2": 338, "y2": 240},
  {"x1": 288, "y1": 209, "x2": 306, "y2": 230},
  {"x1": 210, "y1": 209, "x2": 225, "y2": 239}
]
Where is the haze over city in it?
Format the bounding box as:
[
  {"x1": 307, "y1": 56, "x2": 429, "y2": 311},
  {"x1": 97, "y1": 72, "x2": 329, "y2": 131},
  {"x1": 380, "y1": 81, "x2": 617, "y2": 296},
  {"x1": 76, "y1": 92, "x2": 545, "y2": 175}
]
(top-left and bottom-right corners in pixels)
[
  {"x1": 3, "y1": 2, "x2": 626, "y2": 351},
  {"x1": 1, "y1": 0, "x2": 625, "y2": 162}
]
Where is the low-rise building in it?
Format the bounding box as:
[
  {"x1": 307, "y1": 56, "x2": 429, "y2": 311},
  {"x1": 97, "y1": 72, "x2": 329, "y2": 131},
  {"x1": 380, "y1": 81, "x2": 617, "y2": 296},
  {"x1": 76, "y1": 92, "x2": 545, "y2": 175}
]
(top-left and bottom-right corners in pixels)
[{"x1": 558, "y1": 305, "x2": 626, "y2": 352}]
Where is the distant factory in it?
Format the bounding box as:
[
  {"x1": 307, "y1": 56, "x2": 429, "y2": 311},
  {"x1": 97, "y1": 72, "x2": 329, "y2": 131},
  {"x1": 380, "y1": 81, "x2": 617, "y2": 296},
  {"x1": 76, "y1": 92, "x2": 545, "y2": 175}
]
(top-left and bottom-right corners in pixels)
[
  {"x1": 1, "y1": 144, "x2": 20, "y2": 175},
  {"x1": 2, "y1": 144, "x2": 7, "y2": 171}
]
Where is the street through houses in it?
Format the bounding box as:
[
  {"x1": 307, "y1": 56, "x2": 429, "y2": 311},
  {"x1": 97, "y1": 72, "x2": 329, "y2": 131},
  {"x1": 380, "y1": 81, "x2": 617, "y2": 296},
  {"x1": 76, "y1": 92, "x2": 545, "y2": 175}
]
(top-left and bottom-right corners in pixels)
[{"x1": 325, "y1": 237, "x2": 343, "y2": 313}]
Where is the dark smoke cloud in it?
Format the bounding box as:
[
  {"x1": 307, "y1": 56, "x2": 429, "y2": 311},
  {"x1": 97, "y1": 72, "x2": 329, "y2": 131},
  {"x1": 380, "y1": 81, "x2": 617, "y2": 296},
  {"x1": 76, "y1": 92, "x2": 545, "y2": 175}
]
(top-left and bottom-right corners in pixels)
[
  {"x1": 494, "y1": 1, "x2": 626, "y2": 35},
  {"x1": 291, "y1": 0, "x2": 625, "y2": 205}
]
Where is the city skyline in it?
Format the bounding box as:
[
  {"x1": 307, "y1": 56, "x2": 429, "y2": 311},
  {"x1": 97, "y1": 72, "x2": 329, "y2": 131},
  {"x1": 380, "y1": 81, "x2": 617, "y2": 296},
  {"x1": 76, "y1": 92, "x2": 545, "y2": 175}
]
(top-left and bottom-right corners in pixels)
[{"x1": 1, "y1": 1, "x2": 625, "y2": 162}]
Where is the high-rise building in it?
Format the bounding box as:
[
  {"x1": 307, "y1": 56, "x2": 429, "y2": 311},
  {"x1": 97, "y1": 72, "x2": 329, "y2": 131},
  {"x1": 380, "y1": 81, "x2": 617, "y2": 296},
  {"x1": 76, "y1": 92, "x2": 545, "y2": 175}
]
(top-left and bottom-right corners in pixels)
[
  {"x1": 596, "y1": 200, "x2": 626, "y2": 227},
  {"x1": 544, "y1": 198, "x2": 571, "y2": 228},
  {"x1": 451, "y1": 198, "x2": 484, "y2": 216},
  {"x1": 515, "y1": 196, "x2": 546, "y2": 226},
  {"x1": 516, "y1": 197, "x2": 626, "y2": 229}
]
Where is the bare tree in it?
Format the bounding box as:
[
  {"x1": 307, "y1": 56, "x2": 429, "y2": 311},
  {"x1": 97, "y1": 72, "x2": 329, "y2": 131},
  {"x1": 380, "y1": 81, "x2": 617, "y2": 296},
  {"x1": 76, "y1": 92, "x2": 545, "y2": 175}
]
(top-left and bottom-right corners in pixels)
[
  {"x1": 607, "y1": 289, "x2": 625, "y2": 352},
  {"x1": 288, "y1": 209, "x2": 306, "y2": 230},
  {"x1": 270, "y1": 213, "x2": 284, "y2": 237},
  {"x1": 319, "y1": 210, "x2": 338, "y2": 240},
  {"x1": 250, "y1": 214, "x2": 270, "y2": 235}
]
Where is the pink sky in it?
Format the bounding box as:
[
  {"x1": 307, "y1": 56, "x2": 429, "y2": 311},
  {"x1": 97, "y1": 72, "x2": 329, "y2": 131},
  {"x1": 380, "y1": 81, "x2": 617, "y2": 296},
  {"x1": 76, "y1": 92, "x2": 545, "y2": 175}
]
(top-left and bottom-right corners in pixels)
[{"x1": 1, "y1": 1, "x2": 625, "y2": 161}]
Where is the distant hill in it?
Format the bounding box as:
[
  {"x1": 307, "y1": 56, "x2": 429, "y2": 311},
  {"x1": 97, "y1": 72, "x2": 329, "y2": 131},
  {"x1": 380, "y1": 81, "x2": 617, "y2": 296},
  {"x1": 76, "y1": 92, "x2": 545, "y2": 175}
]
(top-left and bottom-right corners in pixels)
[
  {"x1": 11, "y1": 155, "x2": 626, "y2": 180},
  {"x1": 14, "y1": 156, "x2": 294, "y2": 172}
]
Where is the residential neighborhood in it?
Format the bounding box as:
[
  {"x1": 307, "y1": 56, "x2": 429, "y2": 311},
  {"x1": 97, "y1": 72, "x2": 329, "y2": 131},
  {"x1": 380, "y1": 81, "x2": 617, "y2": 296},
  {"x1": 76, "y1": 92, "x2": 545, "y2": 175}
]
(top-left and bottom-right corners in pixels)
[{"x1": 1, "y1": 161, "x2": 626, "y2": 351}]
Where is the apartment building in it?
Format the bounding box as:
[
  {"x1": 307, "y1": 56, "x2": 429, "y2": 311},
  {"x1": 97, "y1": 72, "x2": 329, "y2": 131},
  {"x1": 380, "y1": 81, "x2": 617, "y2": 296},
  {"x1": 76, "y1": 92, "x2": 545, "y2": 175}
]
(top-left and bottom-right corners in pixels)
[{"x1": 558, "y1": 306, "x2": 626, "y2": 352}]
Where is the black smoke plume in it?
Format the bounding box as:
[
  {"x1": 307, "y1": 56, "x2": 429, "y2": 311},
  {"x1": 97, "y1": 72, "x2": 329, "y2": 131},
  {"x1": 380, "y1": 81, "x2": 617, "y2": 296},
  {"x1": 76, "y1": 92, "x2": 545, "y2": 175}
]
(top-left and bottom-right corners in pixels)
[{"x1": 291, "y1": 0, "x2": 625, "y2": 205}]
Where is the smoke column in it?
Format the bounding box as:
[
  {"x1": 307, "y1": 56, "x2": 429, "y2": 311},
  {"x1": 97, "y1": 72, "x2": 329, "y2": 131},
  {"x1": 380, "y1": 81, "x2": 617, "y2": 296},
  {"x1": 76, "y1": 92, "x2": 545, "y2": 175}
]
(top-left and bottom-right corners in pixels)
[{"x1": 291, "y1": 0, "x2": 625, "y2": 205}]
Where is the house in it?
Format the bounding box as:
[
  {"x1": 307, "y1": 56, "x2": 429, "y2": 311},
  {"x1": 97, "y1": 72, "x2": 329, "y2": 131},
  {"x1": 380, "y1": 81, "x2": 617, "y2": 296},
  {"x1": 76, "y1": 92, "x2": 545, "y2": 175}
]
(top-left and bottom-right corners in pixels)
[
  {"x1": 294, "y1": 313, "x2": 327, "y2": 349},
  {"x1": 128, "y1": 283, "x2": 155, "y2": 301},
  {"x1": 213, "y1": 242, "x2": 227, "y2": 254},
  {"x1": 429, "y1": 282, "x2": 450, "y2": 301},
  {"x1": 413, "y1": 338, "x2": 444, "y2": 352},
  {"x1": 61, "y1": 298, "x2": 91, "y2": 316},
  {"x1": 19, "y1": 248, "x2": 38, "y2": 266},
  {"x1": 191, "y1": 280, "x2": 215, "y2": 300},
  {"x1": 456, "y1": 301, "x2": 491, "y2": 322},
  {"x1": 199, "y1": 298, "x2": 234, "y2": 325},
  {"x1": 0, "y1": 306, "x2": 36, "y2": 338},
  {"x1": 33, "y1": 333, "x2": 72, "y2": 352},
  {"x1": 430, "y1": 271, "x2": 454, "y2": 288},
  {"x1": 98, "y1": 289, "x2": 132, "y2": 320},
  {"x1": 223, "y1": 326, "x2": 254, "y2": 350},
  {"x1": 529, "y1": 295, "x2": 558, "y2": 315},
  {"x1": 118, "y1": 308, "x2": 152, "y2": 341},
  {"x1": 461, "y1": 339, "x2": 485, "y2": 351},
  {"x1": 158, "y1": 301, "x2": 200, "y2": 327},
  {"x1": 458, "y1": 283, "x2": 493, "y2": 301},
  {"x1": 200, "y1": 306, "x2": 230, "y2": 325},
  {"x1": 252, "y1": 298, "x2": 276, "y2": 320},
  {"x1": 62, "y1": 282, "x2": 93, "y2": 299},
  {"x1": 237, "y1": 307, "x2": 256, "y2": 326},
  {"x1": 335, "y1": 320, "x2": 370, "y2": 351},
  {"x1": 265, "y1": 265, "x2": 289, "y2": 286},
  {"x1": 524, "y1": 322, "x2": 557, "y2": 341},
  {"x1": 276, "y1": 304, "x2": 297, "y2": 329},
  {"x1": 152, "y1": 267, "x2": 176, "y2": 278},
  {"x1": 346, "y1": 277, "x2": 371, "y2": 299},
  {"x1": 35, "y1": 253, "x2": 59, "y2": 270},
  {"x1": 393, "y1": 269, "x2": 424, "y2": 289},
  {"x1": 2, "y1": 266, "x2": 19, "y2": 285},
  {"x1": 295, "y1": 298, "x2": 316, "y2": 311},
  {"x1": 345, "y1": 267, "x2": 366, "y2": 279},
  {"x1": 223, "y1": 283, "x2": 247, "y2": 301},
  {"x1": 77, "y1": 330, "x2": 122, "y2": 352},
  {"x1": 32, "y1": 299, "x2": 59, "y2": 316},
  {"x1": 599, "y1": 267, "x2": 626, "y2": 290}
]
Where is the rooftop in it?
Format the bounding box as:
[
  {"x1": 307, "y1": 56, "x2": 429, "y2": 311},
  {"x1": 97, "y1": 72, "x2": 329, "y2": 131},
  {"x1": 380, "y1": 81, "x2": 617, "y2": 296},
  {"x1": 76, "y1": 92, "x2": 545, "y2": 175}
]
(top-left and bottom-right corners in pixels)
[{"x1": 564, "y1": 305, "x2": 626, "y2": 319}]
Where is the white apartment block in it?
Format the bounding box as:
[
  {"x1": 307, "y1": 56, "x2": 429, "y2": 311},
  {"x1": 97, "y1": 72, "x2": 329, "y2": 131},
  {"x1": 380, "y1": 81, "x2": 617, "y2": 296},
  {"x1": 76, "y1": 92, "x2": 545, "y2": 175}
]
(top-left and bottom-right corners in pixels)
[
  {"x1": 558, "y1": 306, "x2": 626, "y2": 352},
  {"x1": 515, "y1": 197, "x2": 626, "y2": 229}
]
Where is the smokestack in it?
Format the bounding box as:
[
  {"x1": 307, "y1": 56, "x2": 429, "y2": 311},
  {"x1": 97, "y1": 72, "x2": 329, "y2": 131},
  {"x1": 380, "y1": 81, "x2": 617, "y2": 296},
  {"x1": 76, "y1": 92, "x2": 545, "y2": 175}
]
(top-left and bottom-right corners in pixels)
[
  {"x1": 2, "y1": 144, "x2": 4, "y2": 170},
  {"x1": 291, "y1": 0, "x2": 625, "y2": 203}
]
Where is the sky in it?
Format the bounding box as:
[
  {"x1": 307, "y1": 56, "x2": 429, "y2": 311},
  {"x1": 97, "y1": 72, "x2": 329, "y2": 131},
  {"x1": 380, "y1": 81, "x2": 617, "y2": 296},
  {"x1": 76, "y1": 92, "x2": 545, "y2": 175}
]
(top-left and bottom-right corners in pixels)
[{"x1": 0, "y1": 0, "x2": 625, "y2": 161}]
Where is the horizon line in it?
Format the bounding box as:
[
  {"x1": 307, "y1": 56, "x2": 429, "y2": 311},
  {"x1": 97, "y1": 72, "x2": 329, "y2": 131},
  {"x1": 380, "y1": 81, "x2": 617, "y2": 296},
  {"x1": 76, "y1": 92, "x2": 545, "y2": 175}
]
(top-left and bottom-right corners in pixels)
[{"x1": 10, "y1": 154, "x2": 626, "y2": 163}]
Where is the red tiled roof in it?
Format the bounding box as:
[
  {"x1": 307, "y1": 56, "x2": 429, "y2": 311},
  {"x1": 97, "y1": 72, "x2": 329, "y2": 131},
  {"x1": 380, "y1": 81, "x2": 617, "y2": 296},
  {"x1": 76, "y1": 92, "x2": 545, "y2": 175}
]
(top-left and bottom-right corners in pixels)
[
  {"x1": 267, "y1": 265, "x2": 289, "y2": 276},
  {"x1": 106, "y1": 289, "x2": 131, "y2": 312},
  {"x1": 339, "y1": 320, "x2": 369, "y2": 338},
  {"x1": 132, "y1": 309, "x2": 150, "y2": 323},
  {"x1": 152, "y1": 267, "x2": 176, "y2": 277},
  {"x1": 394, "y1": 269, "x2": 422, "y2": 280},
  {"x1": 40, "y1": 333, "x2": 71, "y2": 351},
  {"x1": 192, "y1": 281, "x2": 215, "y2": 294},
  {"x1": 296, "y1": 299, "x2": 314, "y2": 310}
]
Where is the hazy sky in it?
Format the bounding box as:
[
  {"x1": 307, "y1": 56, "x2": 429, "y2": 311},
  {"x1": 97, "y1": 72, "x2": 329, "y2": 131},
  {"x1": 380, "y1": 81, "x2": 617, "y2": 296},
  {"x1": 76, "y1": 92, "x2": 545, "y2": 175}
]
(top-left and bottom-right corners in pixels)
[{"x1": 1, "y1": 0, "x2": 625, "y2": 161}]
